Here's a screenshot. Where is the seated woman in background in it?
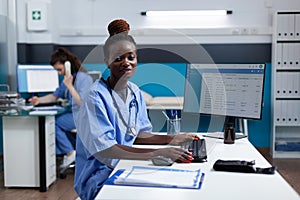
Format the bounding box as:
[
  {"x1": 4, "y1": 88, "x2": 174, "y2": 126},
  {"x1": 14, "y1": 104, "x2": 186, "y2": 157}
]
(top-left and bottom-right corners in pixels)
[
  {"x1": 29, "y1": 47, "x2": 93, "y2": 170},
  {"x1": 73, "y1": 19, "x2": 196, "y2": 200}
]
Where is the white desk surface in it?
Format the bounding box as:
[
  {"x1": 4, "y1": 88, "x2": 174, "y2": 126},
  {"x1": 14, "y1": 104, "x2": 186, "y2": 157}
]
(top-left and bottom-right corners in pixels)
[{"x1": 96, "y1": 136, "x2": 299, "y2": 200}]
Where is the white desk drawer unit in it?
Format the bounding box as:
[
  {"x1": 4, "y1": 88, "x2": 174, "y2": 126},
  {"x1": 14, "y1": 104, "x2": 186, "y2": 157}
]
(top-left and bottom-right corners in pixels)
[
  {"x1": 45, "y1": 117, "x2": 56, "y2": 187},
  {"x1": 3, "y1": 116, "x2": 56, "y2": 190}
]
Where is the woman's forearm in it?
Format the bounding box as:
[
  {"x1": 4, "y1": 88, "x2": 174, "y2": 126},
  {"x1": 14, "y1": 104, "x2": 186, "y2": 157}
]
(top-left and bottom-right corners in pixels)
[
  {"x1": 68, "y1": 85, "x2": 82, "y2": 105},
  {"x1": 37, "y1": 94, "x2": 58, "y2": 104},
  {"x1": 95, "y1": 144, "x2": 155, "y2": 160},
  {"x1": 134, "y1": 132, "x2": 173, "y2": 145}
]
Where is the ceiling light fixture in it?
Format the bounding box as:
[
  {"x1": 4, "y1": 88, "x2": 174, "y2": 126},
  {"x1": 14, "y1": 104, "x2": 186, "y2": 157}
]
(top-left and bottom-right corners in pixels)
[{"x1": 141, "y1": 10, "x2": 232, "y2": 16}]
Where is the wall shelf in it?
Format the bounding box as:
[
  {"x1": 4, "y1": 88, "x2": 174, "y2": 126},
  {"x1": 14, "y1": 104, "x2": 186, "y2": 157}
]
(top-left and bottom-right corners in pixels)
[{"x1": 271, "y1": 11, "x2": 300, "y2": 158}]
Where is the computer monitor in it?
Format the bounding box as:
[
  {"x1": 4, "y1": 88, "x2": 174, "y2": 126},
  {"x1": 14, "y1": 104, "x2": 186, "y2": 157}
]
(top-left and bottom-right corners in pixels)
[
  {"x1": 183, "y1": 63, "x2": 266, "y2": 136},
  {"x1": 17, "y1": 64, "x2": 59, "y2": 93}
]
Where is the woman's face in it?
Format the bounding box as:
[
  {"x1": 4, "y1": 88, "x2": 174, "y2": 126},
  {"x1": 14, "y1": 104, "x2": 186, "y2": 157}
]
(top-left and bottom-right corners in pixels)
[
  {"x1": 53, "y1": 62, "x2": 66, "y2": 75},
  {"x1": 106, "y1": 40, "x2": 137, "y2": 81}
]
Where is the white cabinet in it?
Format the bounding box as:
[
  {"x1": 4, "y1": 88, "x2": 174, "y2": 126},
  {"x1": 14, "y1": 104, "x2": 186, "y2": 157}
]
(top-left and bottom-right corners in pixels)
[
  {"x1": 3, "y1": 116, "x2": 56, "y2": 190},
  {"x1": 271, "y1": 11, "x2": 300, "y2": 158}
]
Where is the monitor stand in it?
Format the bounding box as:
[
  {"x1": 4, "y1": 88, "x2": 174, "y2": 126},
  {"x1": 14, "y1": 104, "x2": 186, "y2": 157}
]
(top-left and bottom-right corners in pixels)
[{"x1": 204, "y1": 116, "x2": 247, "y2": 140}]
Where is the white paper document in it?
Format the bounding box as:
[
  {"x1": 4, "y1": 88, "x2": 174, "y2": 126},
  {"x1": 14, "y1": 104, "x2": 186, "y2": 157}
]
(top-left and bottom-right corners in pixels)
[
  {"x1": 32, "y1": 105, "x2": 63, "y2": 111},
  {"x1": 114, "y1": 166, "x2": 204, "y2": 189},
  {"x1": 29, "y1": 110, "x2": 57, "y2": 115}
]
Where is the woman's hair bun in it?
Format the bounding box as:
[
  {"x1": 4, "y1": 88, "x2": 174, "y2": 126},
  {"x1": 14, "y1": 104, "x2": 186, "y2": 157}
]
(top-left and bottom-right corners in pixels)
[{"x1": 108, "y1": 19, "x2": 130, "y2": 36}]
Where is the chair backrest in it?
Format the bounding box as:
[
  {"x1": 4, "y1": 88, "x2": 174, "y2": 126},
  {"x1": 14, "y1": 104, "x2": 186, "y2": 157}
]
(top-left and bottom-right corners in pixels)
[
  {"x1": 0, "y1": 84, "x2": 10, "y2": 91},
  {"x1": 88, "y1": 71, "x2": 102, "y2": 82}
]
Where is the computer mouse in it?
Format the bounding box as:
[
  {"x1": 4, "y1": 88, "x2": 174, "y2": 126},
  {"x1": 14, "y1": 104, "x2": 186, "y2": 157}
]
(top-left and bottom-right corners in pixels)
[{"x1": 151, "y1": 156, "x2": 174, "y2": 166}]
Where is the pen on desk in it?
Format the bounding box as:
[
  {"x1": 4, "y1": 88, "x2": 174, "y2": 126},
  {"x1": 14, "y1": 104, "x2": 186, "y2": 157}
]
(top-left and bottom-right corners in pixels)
[
  {"x1": 169, "y1": 110, "x2": 174, "y2": 119},
  {"x1": 199, "y1": 173, "x2": 205, "y2": 188},
  {"x1": 162, "y1": 111, "x2": 170, "y2": 120},
  {"x1": 174, "y1": 110, "x2": 178, "y2": 119}
]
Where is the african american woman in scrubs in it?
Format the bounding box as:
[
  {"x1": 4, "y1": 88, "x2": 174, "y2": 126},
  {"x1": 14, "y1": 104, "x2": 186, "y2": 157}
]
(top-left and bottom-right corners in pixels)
[{"x1": 74, "y1": 19, "x2": 196, "y2": 200}]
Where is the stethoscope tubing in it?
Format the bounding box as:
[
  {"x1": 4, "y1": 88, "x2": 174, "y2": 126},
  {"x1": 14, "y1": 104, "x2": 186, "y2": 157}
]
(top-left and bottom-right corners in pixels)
[{"x1": 101, "y1": 77, "x2": 139, "y2": 135}]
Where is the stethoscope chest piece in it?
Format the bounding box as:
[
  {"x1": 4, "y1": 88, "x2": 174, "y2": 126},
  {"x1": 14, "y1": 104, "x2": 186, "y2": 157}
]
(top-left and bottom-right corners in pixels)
[{"x1": 129, "y1": 127, "x2": 137, "y2": 136}]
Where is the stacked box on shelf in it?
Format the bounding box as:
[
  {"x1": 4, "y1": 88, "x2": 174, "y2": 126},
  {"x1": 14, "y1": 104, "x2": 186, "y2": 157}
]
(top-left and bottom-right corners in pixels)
[{"x1": 271, "y1": 11, "x2": 300, "y2": 158}]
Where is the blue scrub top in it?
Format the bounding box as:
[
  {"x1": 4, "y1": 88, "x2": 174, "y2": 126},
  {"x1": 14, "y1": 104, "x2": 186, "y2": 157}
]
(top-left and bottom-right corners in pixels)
[
  {"x1": 54, "y1": 71, "x2": 93, "y2": 110},
  {"x1": 53, "y1": 79, "x2": 71, "y2": 101},
  {"x1": 74, "y1": 78, "x2": 152, "y2": 200}
]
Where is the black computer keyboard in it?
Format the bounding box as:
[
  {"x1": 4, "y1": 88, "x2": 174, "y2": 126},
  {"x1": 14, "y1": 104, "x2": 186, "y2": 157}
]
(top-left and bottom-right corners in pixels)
[{"x1": 34, "y1": 102, "x2": 60, "y2": 107}]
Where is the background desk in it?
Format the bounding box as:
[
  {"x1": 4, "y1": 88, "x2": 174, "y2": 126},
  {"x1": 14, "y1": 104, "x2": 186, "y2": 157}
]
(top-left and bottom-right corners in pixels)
[
  {"x1": 1, "y1": 109, "x2": 64, "y2": 192},
  {"x1": 96, "y1": 137, "x2": 299, "y2": 200}
]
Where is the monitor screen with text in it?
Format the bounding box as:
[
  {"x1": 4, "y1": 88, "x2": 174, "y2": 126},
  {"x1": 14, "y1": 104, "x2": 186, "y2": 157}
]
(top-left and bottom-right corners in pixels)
[
  {"x1": 17, "y1": 64, "x2": 59, "y2": 93},
  {"x1": 183, "y1": 63, "x2": 265, "y2": 120}
]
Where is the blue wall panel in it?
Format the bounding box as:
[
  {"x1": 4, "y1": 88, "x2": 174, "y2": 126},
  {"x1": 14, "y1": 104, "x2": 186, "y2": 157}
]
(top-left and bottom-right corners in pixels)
[{"x1": 247, "y1": 62, "x2": 271, "y2": 147}]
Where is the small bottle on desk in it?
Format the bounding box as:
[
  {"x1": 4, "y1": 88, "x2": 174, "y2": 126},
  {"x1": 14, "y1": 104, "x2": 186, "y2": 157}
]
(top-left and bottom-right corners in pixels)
[{"x1": 224, "y1": 122, "x2": 235, "y2": 144}]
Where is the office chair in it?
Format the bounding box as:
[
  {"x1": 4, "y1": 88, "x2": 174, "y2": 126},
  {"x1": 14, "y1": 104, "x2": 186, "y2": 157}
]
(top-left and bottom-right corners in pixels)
[{"x1": 88, "y1": 71, "x2": 101, "y2": 82}]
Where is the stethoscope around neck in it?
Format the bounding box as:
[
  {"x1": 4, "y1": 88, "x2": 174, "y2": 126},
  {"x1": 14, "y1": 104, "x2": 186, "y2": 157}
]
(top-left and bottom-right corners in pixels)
[{"x1": 101, "y1": 77, "x2": 139, "y2": 140}]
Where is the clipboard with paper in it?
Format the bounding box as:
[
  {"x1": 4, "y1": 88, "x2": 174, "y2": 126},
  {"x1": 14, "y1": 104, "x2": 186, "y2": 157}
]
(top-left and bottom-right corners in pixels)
[{"x1": 104, "y1": 166, "x2": 205, "y2": 189}]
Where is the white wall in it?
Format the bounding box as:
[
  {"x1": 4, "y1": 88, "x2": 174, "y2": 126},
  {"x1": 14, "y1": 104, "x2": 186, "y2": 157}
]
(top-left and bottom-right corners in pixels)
[
  {"x1": 0, "y1": 0, "x2": 17, "y2": 90},
  {"x1": 14, "y1": 0, "x2": 300, "y2": 44}
]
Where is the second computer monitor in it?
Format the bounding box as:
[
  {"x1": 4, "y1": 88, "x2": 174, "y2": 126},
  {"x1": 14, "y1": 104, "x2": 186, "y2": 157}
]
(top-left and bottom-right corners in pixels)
[
  {"x1": 17, "y1": 64, "x2": 59, "y2": 93},
  {"x1": 183, "y1": 63, "x2": 265, "y2": 120}
]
